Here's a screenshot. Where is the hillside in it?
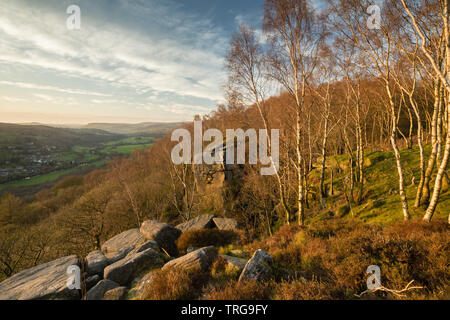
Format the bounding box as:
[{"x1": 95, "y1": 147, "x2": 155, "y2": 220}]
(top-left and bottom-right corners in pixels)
[
  {"x1": 0, "y1": 145, "x2": 448, "y2": 300},
  {"x1": 0, "y1": 123, "x2": 122, "y2": 149},
  {"x1": 0, "y1": 123, "x2": 160, "y2": 196},
  {"x1": 83, "y1": 122, "x2": 183, "y2": 135},
  {"x1": 311, "y1": 146, "x2": 450, "y2": 225}
]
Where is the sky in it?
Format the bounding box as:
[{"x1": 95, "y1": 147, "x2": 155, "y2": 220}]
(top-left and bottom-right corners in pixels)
[{"x1": 0, "y1": 0, "x2": 325, "y2": 125}]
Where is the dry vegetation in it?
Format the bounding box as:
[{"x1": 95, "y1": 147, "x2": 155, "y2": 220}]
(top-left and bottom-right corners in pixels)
[
  {"x1": 139, "y1": 267, "x2": 210, "y2": 300},
  {"x1": 177, "y1": 229, "x2": 239, "y2": 254},
  {"x1": 0, "y1": 0, "x2": 449, "y2": 300},
  {"x1": 139, "y1": 219, "x2": 448, "y2": 300}
]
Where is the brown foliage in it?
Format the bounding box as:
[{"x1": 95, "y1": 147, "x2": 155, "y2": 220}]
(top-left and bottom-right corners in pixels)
[
  {"x1": 273, "y1": 278, "x2": 332, "y2": 300},
  {"x1": 177, "y1": 229, "x2": 238, "y2": 253},
  {"x1": 245, "y1": 219, "x2": 449, "y2": 299},
  {"x1": 205, "y1": 280, "x2": 272, "y2": 300},
  {"x1": 140, "y1": 267, "x2": 210, "y2": 300}
]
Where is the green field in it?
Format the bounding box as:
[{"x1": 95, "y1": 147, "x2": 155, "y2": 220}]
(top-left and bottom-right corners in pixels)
[
  {"x1": 0, "y1": 160, "x2": 110, "y2": 191},
  {"x1": 0, "y1": 168, "x2": 77, "y2": 190},
  {"x1": 101, "y1": 143, "x2": 154, "y2": 155}
]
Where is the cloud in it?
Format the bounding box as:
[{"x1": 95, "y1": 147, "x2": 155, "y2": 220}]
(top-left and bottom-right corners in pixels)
[
  {"x1": 0, "y1": 81, "x2": 111, "y2": 97},
  {"x1": 0, "y1": 0, "x2": 230, "y2": 122}
]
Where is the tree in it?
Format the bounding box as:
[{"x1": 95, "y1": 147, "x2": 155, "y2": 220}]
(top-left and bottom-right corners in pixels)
[
  {"x1": 225, "y1": 24, "x2": 291, "y2": 225},
  {"x1": 329, "y1": 0, "x2": 411, "y2": 221},
  {"x1": 400, "y1": 0, "x2": 450, "y2": 222},
  {"x1": 263, "y1": 0, "x2": 324, "y2": 225}
]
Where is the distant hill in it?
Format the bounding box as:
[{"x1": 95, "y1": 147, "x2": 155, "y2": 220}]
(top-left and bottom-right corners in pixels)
[
  {"x1": 0, "y1": 123, "x2": 123, "y2": 148},
  {"x1": 83, "y1": 122, "x2": 182, "y2": 135}
]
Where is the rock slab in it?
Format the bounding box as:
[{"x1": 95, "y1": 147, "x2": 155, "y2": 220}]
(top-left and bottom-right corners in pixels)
[
  {"x1": 238, "y1": 249, "x2": 273, "y2": 282},
  {"x1": 0, "y1": 255, "x2": 80, "y2": 300},
  {"x1": 176, "y1": 214, "x2": 216, "y2": 233},
  {"x1": 85, "y1": 250, "x2": 108, "y2": 276},
  {"x1": 86, "y1": 279, "x2": 119, "y2": 300},
  {"x1": 140, "y1": 220, "x2": 181, "y2": 256},
  {"x1": 221, "y1": 255, "x2": 248, "y2": 272},
  {"x1": 213, "y1": 218, "x2": 239, "y2": 230},
  {"x1": 104, "y1": 248, "x2": 164, "y2": 286},
  {"x1": 101, "y1": 228, "x2": 146, "y2": 259},
  {"x1": 162, "y1": 246, "x2": 218, "y2": 271}
]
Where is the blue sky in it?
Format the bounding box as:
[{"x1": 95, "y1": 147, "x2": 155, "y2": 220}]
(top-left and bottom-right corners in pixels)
[{"x1": 0, "y1": 0, "x2": 324, "y2": 124}]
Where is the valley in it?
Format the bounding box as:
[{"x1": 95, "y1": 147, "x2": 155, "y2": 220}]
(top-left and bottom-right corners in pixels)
[{"x1": 0, "y1": 122, "x2": 179, "y2": 196}]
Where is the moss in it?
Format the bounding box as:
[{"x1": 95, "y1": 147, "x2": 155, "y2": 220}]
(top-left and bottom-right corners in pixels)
[{"x1": 336, "y1": 205, "x2": 350, "y2": 217}]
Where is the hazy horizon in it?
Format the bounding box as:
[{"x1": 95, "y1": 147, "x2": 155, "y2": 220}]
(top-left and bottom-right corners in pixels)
[{"x1": 1, "y1": 114, "x2": 183, "y2": 126}]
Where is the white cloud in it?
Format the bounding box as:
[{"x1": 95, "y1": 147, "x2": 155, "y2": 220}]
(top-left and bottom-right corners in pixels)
[
  {"x1": 0, "y1": 81, "x2": 111, "y2": 97},
  {"x1": 0, "y1": 0, "x2": 229, "y2": 122}
]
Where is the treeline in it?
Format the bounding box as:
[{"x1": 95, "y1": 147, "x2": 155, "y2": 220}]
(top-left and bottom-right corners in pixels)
[
  {"x1": 223, "y1": 0, "x2": 449, "y2": 224},
  {"x1": 1, "y1": 0, "x2": 449, "y2": 281}
]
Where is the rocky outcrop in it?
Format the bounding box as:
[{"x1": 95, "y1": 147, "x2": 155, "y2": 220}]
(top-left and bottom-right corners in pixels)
[
  {"x1": 176, "y1": 214, "x2": 216, "y2": 233},
  {"x1": 101, "y1": 228, "x2": 147, "y2": 259},
  {"x1": 127, "y1": 271, "x2": 154, "y2": 299},
  {"x1": 221, "y1": 255, "x2": 247, "y2": 272},
  {"x1": 85, "y1": 274, "x2": 101, "y2": 291},
  {"x1": 0, "y1": 217, "x2": 239, "y2": 300},
  {"x1": 104, "y1": 248, "x2": 165, "y2": 286},
  {"x1": 86, "y1": 279, "x2": 119, "y2": 300},
  {"x1": 140, "y1": 220, "x2": 181, "y2": 256},
  {"x1": 0, "y1": 255, "x2": 80, "y2": 300},
  {"x1": 103, "y1": 286, "x2": 128, "y2": 300},
  {"x1": 162, "y1": 246, "x2": 218, "y2": 271},
  {"x1": 85, "y1": 250, "x2": 108, "y2": 276},
  {"x1": 213, "y1": 217, "x2": 239, "y2": 230},
  {"x1": 238, "y1": 249, "x2": 273, "y2": 282},
  {"x1": 134, "y1": 240, "x2": 160, "y2": 254}
]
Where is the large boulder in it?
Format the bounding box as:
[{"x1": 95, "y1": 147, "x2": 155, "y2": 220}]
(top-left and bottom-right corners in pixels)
[
  {"x1": 140, "y1": 220, "x2": 181, "y2": 256},
  {"x1": 176, "y1": 214, "x2": 216, "y2": 233},
  {"x1": 238, "y1": 249, "x2": 273, "y2": 282},
  {"x1": 162, "y1": 246, "x2": 218, "y2": 271},
  {"x1": 0, "y1": 255, "x2": 80, "y2": 300},
  {"x1": 104, "y1": 238, "x2": 159, "y2": 265},
  {"x1": 85, "y1": 251, "x2": 108, "y2": 276},
  {"x1": 104, "y1": 248, "x2": 165, "y2": 286},
  {"x1": 85, "y1": 274, "x2": 101, "y2": 291},
  {"x1": 101, "y1": 229, "x2": 147, "y2": 259},
  {"x1": 213, "y1": 217, "x2": 239, "y2": 230},
  {"x1": 221, "y1": 255, "x2": 248, "y2": 273},
  {"x1": 86, "y1": 279, "x2": 119, "y2": 300}
]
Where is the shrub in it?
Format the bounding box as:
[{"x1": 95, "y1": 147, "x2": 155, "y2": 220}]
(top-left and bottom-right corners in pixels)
[
  {"x1": 273, "y1": 278, "x2": 332, "y2": 300},
  {"x1": 139, "y1": 267, "x2": 210, "y2": 300},
  {"x1": 52, "y1": 176, "x2": 84, "y2": 191},
  {"x1": 246, "y1": 218, "x2": 449, "y2": 300},
  {"x1": 246, "y1": 224, "x2": 302, "y2": 254},
  {"x1": 336, "y1": 205, "x2": 350, "y2": 217},
  {"x1": 205, "y1": 280, "x2": 272, "y2": 300},
  {"x1": 177, "y1": 229, "x2": 238, "y2": 253}
]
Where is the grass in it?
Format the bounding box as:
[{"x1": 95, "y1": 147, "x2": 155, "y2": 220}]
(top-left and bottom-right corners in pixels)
[
  {"x1": 52, "y1": 152, "x2": 78, "y2": 162},
  {"x1": 315, "y1": 144, "x2": 449, "y2": 225},
  {"x1": 104, "y1": 143, "x2": 153, "y2": 155},
  {"x1": 0, "y1": 160, "x2": 108, "y2": 190},
  {"x1": 103, "y1": 136, "x2": 154, "y2": 146},
  {"x1": 0, "y1": 168, "x2": 77, "y2": 190},
  {"x1": 1, "y1": 135, "x2": 155, "y2": 193}
]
